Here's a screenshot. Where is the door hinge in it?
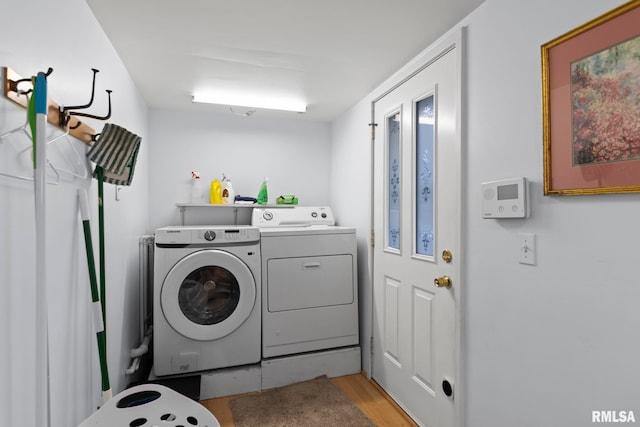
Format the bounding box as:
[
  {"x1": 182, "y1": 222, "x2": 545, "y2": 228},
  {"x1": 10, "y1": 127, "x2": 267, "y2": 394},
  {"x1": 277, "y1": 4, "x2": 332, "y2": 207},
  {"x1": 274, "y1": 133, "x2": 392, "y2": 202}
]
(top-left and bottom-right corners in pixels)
[
  {"x1": 370, "y1": 230, "x2": 375, "y2": 247},
  {"x1": 370, "y1": 336, "x2": 374, "y2": 356},
  {"x1": 368, "y1": 122, "x2": 377, "y2": 140}
]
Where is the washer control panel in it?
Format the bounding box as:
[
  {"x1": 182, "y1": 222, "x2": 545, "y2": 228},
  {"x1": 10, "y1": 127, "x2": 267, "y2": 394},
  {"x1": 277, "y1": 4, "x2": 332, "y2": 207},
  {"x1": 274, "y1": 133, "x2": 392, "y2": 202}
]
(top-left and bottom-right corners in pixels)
[
  {"x1": 196, "y1": 228, "x2": 258, "y2": 243},
  {"x1": 155, "y1": 226, "x2": 260, "y2": 245}
]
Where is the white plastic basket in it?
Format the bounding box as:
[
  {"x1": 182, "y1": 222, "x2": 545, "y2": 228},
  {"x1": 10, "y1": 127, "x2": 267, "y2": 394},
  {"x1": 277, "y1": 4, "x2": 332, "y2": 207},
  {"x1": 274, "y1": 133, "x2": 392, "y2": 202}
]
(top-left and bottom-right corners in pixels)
[{"x1": 79, "y1": 383, "x2": 220, "y2": 427}]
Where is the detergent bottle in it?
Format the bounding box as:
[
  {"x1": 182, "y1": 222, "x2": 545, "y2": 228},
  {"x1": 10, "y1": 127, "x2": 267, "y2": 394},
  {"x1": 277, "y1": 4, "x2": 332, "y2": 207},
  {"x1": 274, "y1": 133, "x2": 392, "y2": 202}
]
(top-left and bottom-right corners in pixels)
[
  {"x1": 257, "y1": 177, "x2": 269, "y2": 205},
  {"x1": 221, "y1": 175, "x2": 235, "y2": 204},
  {"x1": 210, "y1": 178, "x2": 222, "y2": 204},
  {"x1": 190, "y1": 171, "x2": 204, "y2": 204}
]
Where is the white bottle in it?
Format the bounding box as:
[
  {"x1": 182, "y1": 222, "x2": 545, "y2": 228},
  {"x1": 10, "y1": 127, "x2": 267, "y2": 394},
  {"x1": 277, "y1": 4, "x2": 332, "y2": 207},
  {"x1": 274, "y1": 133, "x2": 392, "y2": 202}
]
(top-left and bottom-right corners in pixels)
[
  {"x1": 222, "y1": 175, "x2": 235, "y2": 204},
  {"x1": 191, "y1": 171, "x2": 203, "y2": 204}
]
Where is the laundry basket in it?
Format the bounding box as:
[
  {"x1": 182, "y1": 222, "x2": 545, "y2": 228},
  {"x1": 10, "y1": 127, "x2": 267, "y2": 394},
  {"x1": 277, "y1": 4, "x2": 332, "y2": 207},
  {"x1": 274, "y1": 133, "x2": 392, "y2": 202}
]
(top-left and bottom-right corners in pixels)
[{"x1": 79, "y1": 383, "x2": 220, "y2": 427}]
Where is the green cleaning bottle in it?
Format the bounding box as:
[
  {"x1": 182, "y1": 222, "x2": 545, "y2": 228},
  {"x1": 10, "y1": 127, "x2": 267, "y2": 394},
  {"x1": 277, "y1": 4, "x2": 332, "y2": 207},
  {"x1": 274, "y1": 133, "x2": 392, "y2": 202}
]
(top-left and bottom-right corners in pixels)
[{"x1": 257, "y1": 177, "x2": 269, "y2": 205}]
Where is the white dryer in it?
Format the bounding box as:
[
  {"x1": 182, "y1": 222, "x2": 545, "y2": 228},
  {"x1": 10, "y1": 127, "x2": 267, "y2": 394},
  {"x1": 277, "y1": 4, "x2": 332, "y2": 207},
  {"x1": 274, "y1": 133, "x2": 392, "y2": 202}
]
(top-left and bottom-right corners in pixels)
[
  {"x1": 251, "y1": 206, "x2": 359, "y2": 358},
  {"x1": 153, "y1": 226, "x2": 261, "y2": 376}
]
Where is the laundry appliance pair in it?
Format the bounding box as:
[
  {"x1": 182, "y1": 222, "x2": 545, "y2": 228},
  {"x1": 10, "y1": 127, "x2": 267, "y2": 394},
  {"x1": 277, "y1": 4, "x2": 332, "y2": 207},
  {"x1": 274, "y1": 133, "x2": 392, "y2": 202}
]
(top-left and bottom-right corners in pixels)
[{"x1": 152, "y1": 206, "x2": 360, "y2": 384}]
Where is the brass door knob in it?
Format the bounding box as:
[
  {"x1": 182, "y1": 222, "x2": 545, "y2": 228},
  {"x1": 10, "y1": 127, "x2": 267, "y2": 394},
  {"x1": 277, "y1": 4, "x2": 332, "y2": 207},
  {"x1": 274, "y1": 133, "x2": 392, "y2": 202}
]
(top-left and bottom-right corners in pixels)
[{"x1": 434, "y1": 275, "x2": 452, "y2": 288}]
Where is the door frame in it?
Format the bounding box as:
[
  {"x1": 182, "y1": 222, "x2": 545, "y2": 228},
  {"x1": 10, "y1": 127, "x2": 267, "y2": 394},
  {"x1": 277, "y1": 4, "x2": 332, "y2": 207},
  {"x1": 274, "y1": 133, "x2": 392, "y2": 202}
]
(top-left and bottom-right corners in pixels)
[{"x1": 367, "y1": 27, "x2": 466, "y2": 427}]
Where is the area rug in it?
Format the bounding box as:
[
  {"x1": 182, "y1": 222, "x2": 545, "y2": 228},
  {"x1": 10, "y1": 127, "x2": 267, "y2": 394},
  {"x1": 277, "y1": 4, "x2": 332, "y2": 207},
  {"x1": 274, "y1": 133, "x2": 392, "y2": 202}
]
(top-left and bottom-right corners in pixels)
[{"x1": 229, "y1": 376, "x2": 375, "y2": 427}]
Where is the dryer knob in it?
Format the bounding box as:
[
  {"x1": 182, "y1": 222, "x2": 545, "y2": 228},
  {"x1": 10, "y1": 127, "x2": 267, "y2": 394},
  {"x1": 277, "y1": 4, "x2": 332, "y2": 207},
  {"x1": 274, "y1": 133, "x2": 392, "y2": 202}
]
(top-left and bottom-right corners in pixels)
[{"x1": 204, "y1": 230, "x2": 217, "y2": 241}]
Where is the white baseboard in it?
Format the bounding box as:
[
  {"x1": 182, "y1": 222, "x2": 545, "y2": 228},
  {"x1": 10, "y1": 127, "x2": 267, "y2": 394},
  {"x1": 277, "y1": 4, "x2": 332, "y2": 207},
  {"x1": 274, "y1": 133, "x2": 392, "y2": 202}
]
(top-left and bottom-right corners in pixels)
[
  {"x1": 261, "y1": 346, "x2": 361, "y2": 390},
  {"x1": 164, "y1": 346, "x2": 362, "y2": 400},
  {"x1": 200, "y1": 364, "x2": 262, "y2": 400}
]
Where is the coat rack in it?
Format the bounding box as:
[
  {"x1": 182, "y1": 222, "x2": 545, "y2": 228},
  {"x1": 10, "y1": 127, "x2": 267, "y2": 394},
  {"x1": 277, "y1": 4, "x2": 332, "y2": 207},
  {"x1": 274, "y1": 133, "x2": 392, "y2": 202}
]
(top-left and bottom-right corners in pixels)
[
  {"x1": 3, "y1": 66, "x2": 112, "y2": 145},
  {"x1": 2, "y1": 66, "x2": 118, "y2": 413}
]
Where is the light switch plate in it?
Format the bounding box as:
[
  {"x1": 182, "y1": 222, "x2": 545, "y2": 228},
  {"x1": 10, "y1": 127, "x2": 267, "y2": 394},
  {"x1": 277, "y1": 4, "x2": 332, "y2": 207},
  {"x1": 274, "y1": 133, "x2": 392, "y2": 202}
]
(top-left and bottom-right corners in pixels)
[{"x1": 519, "y1": 233, "x2": 536, "y2": 265}]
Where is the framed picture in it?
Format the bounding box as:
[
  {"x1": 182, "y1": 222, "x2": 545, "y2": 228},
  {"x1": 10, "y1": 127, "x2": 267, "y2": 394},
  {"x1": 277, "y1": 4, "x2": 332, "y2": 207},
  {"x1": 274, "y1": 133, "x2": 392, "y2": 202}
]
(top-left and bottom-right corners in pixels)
[{"x1": 542, "y1": 0, "x2": 640, "y2": 195}]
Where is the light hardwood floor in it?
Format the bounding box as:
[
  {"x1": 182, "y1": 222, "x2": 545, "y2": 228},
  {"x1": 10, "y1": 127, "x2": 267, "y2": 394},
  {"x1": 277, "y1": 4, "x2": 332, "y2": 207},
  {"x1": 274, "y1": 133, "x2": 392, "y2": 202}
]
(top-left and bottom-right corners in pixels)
[{"x1": 200, "y1": 372, "x2": 418, "y2": 427}]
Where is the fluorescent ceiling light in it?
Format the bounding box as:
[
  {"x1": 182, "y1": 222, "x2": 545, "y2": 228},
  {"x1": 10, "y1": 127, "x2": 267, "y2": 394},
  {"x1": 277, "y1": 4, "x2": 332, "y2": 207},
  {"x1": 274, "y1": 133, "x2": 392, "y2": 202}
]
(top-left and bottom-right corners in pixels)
[{"x1": 192, "y1": 92, "x2": 306, "y2": 113}]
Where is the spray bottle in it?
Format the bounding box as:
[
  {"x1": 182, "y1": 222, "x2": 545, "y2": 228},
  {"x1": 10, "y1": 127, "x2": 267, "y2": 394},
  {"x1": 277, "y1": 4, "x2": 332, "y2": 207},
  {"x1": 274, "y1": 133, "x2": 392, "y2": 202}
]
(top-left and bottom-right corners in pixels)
[{"x1": 190, "y1": 171, "x2": 204, "y2": 204}]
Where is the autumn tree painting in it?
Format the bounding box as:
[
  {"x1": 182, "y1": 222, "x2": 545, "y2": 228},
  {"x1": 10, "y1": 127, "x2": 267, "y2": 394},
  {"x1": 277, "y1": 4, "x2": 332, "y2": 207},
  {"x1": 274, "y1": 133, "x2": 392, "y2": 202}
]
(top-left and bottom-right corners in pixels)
[{"x1": 571, "y1": 35, "x2": 640, "y2": 166}]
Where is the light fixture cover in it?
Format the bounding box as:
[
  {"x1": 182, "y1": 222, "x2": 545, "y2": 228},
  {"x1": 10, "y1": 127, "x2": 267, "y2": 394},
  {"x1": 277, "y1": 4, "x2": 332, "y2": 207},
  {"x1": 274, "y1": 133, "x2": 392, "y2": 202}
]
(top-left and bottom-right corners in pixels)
[{"x1": 192, "y1": 92, "x2": 306, "y2": 113}]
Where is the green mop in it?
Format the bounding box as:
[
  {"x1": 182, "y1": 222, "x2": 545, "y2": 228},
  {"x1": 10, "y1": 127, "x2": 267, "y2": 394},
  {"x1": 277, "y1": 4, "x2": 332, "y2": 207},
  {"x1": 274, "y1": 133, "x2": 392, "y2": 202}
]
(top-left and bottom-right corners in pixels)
[
  {"x1": 87, "y1": 124, "x2": 142, "y2": 326},
  {"x1": 79, "y1": 189, "x2": 112, "y2": 402},
  {"x1": 83, "y1": 123, "x2": 141, "y2": 402},
  {"x1": 87, "y1": 123, "x2": 142, "y2": 329}
]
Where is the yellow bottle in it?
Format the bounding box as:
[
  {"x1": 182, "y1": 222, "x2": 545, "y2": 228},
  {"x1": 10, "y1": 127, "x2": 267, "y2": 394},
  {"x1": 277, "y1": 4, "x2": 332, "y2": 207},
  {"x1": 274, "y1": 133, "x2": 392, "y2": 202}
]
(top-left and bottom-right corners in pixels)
[{"x1": 210, "y1": 179, "x2": 222, "y2": 204}]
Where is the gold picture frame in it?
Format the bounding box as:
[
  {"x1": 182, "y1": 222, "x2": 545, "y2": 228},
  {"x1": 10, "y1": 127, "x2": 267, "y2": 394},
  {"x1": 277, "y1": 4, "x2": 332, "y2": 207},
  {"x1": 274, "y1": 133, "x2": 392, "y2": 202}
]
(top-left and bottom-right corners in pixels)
[{"x1": 542, "y1": 0, "x2": 640, "y2": 195}]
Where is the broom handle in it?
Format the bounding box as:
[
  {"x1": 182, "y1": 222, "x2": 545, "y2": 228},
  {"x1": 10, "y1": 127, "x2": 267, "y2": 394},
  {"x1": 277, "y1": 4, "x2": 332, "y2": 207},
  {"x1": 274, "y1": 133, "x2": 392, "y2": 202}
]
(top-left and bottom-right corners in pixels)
[
  {"x1": 79, "y1": 189, "x2": 112, "y2": 402},
  {"x1": 97, "y1": 166, "x2": 106, "y2": 340},
  {"x1": 33, "y1": 71, "x2": 51, "y2": 427}
]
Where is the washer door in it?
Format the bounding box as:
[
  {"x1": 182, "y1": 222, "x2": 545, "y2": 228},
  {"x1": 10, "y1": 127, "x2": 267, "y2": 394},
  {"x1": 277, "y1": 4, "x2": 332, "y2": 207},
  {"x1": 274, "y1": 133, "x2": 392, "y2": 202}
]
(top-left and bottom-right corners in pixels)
[{"x1": 161, "y1": 249, "x2": 256, "y2": 341}]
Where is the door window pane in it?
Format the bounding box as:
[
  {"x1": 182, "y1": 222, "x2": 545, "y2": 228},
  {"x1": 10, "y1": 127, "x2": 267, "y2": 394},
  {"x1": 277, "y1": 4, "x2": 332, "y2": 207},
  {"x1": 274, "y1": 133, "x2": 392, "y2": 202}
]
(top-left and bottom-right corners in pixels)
[
  {"x1": 415, "y1": 96, "x2": 434, "y2": 257},
  {"x1": 387, "y1": 113, "x2": 401, "y2": 250}
]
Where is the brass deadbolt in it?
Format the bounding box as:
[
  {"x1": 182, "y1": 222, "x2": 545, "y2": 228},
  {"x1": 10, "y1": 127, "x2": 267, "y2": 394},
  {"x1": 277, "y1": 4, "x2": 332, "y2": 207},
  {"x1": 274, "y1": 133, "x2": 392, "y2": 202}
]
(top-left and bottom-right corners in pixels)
[{"x1": 442, "y1": 249, "x2": 453, "y2": 263}]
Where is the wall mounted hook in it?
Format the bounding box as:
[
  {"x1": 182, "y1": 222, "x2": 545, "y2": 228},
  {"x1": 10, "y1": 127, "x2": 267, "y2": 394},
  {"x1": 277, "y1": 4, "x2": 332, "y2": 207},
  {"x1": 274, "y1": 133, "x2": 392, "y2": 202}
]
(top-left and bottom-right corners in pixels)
[
  {"x1": 58, "y1": 69, "x2": 112, "y2": 130},
  {"x1": 8, "y1": 77, "x2": 33, "y2": 95},
  {"x1": 70, "y1": 89, "x2": 112, "y2": 121},
  {"x1": 61, "y1": 68, "x2": 99, "y2": 113},
  {"x1": 59, "y1": 68, "x2": 99, "y2": 128},
  {"x1": 6, "y1": 67, "x2": 52, "y2": 96}
]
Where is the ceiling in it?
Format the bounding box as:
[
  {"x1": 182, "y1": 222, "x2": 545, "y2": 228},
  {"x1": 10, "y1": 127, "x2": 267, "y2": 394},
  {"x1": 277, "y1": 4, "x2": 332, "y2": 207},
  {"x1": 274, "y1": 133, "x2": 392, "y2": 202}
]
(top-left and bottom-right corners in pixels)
[{"x1": 86, "y1": 0, "x2": 484, "y2": 122}]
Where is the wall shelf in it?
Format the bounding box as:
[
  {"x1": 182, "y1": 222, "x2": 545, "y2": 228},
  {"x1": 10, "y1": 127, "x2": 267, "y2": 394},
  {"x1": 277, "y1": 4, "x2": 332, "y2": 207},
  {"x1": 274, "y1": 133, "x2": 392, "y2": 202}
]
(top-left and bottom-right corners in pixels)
[{"x1": 176, "y1": 203, "x2": 295, "y2": 225}]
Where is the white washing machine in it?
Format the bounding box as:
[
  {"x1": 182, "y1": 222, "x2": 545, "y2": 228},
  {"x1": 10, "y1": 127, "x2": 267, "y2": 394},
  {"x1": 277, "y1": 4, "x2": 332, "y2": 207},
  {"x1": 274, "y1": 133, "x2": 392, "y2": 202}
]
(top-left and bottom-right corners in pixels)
[
  {"x1": 251, "y1": 206, "x2": 359, "y2": 358},
  {"x1": 153, "y1": 225, "x2": 261, "y2": 376}
]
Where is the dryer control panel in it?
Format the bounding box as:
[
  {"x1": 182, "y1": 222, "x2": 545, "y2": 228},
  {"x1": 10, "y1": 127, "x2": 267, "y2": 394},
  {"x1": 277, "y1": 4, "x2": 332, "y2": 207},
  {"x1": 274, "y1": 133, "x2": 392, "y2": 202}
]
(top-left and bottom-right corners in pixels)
[{"x1": 251, "y1": 206, "x2": 335, "y2": 227}]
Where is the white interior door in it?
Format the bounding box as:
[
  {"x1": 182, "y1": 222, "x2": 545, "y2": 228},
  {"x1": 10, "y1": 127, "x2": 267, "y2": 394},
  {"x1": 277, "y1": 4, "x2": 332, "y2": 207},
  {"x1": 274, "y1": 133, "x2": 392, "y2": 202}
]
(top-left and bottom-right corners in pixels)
[{"x1": 372, "y1": 35, "x2": 462, "y2": 427}]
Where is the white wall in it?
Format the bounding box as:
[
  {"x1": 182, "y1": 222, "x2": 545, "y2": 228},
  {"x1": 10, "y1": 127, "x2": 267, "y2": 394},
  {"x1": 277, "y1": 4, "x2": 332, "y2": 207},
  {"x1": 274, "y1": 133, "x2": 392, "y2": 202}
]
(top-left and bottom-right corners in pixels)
[
  {"x1": 0, "y1": 0, "x2": 149, "y2": 426},
  {"x1": 331, "y1": 0, "x2": 640, "y2": 425},
  {"x1": 465, "y1": 1, "x2": 639, "y2": 425},
  {"x1": 330, "y1": 101, "x2": 373, "y2": 372},
  {"x1": 148, "y1": 109, "x2": 332, "y2": 229}
]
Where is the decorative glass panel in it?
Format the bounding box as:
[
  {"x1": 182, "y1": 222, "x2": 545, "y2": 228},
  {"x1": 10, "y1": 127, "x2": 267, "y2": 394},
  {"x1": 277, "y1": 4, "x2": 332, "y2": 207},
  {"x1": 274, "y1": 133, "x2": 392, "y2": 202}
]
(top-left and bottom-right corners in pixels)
[
  {"x1": 387, "y1": 113, "x2": 401, "y2": 250},
  {"x1": 415, "y1": 96, "x2": 435, "y2": 257}
]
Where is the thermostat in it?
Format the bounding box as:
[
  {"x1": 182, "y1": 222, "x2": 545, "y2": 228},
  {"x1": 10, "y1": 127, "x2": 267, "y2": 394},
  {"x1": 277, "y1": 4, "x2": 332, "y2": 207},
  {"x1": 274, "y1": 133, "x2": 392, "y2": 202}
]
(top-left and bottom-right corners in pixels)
[{"x1": 481, "y1": 178, "x2": 529, "y2": 218}]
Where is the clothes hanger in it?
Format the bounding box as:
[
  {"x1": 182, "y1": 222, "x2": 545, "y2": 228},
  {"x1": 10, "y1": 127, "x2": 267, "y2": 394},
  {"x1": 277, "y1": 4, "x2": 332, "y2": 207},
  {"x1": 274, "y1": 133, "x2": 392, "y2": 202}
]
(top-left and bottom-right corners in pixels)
[
  {"x1": 43, "y1": 125, "x2": 90, "y2": 180},
  {"x1": 11, "y1": 113, "x2": 91, "y2": 180},
  {"x1": 0, "y1": 91, "x2": 60, "y2": 184}
]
